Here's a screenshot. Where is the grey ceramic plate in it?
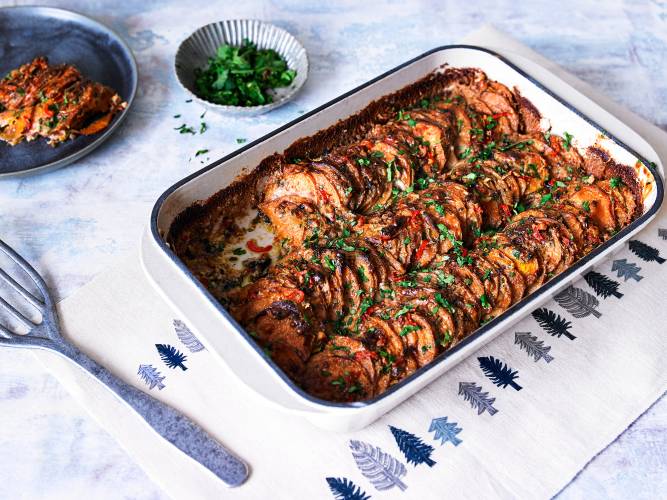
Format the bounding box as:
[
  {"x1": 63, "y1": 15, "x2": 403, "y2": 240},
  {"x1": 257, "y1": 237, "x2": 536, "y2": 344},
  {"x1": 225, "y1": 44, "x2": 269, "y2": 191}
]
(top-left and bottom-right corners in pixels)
[{"x1": 0, "y1": 6, "x2": 137, "y2": 178}]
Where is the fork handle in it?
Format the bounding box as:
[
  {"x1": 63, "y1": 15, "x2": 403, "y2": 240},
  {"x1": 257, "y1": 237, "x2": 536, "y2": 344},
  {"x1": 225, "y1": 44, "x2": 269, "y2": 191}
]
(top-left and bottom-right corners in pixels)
[{"x1": 54, "y1": 340, "x2": 249, "y2": 487}]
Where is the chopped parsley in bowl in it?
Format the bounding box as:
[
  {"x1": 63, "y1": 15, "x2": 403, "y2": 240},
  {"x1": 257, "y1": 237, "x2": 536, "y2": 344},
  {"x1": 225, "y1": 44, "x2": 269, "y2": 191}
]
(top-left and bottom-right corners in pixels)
[
  {"x1": 194, "y1": 40, "x2": 296, "y2": 107},
  {"x1": 174, "y1": 20, "x2": 308, "y2": 115}
]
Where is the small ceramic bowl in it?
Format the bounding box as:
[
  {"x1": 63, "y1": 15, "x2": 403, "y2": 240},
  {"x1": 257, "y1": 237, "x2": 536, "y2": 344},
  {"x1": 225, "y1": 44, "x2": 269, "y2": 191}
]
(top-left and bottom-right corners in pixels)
[{"x1": 175, "y1": 19, "x2": 308, "y2": 116}]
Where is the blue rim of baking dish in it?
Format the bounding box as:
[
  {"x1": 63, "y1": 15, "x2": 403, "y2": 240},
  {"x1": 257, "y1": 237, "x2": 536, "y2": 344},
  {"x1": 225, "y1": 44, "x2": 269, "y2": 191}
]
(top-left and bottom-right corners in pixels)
[{"x1": 150, "y1": 44, "x2": 664, "y2": 409}]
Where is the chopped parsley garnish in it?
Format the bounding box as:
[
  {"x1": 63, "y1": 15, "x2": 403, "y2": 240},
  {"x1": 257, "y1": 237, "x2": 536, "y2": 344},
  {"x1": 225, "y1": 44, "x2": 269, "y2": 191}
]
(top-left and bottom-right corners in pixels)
[
  {"x1": 399, "y1": 325, "x2": 421, "y2": 336},
  {"x1": 232, "y1": 247, "x2": 246, "y2": 255},
  {"x1": 426, "y1": 200, "x2": 445, "y2": 216},
  {"x1": 357, "y1": 266, "x2": 368, "y2": 283},
  {"x1": 499, "y1": 139, "x2": 533, "y2": 151},
  {"x1": 610, "y1": 177, "x2": 622, "y2": 188},
  {"x1": 480, "y1": 294, "x2": 490, "y2": 309},
  {"x1": 563, "y1": 131, "x2": 574, "y2": 150},
  {"x1": 359, "y1": 297, "x2": 375, "y2": 316},
  {"x1": 436, "y1": 270, "x2": 455, "y2": 286},
  {"x1": 435, "y1": 293, "x2": 455, "y2": 313},
  {"x1": 539, "y1": 193, "x2": 552, "y2": 206},
  {"x1": 323, "y1": 255, "x2": 336, "y2": 272},
  {"x1": 193, "y1": 39, "x2": 296, "y2": 106},
  {"x1": 386, "y1": 160, "x2": 394, "y2": 181},
  {"x1": 195, "y1": 149, "x2": 209, "y2": 157},
  {"x1": 175, "y1": 124, "x2": 196, "y2": 134},
  {"x1": 394, "y1": 304, "x2": 414, "y2": 319},
  {"x1": 581, "y1": 200, "x2": 591, "y2": 212}
]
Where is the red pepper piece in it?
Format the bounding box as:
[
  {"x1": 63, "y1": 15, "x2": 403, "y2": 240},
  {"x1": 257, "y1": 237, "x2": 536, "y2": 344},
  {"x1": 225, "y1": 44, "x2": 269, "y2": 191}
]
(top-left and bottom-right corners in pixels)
[
  {"x1": 414, "y1": 239, "x2": 429, "y2": 261},
  {"x1": 499, "y1": 203, "x2": 511, "y2": 218},
  {"x1": 246, "y1": 239, "x2": 273, "y2": 253},
  {"x1": 284, "y1": 288, "x2": 305, "y2": 304}
]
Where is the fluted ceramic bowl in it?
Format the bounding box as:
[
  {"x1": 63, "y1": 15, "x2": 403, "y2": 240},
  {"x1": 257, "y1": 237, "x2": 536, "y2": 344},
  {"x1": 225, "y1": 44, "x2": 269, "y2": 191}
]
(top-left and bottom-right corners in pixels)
[{"x1": 175, "y1": 20, "x2": 308, "y2": 116}]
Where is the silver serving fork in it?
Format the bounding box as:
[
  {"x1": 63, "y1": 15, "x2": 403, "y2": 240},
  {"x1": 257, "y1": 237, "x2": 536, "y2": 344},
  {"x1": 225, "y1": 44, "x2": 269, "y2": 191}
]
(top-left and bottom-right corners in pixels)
[{"x1": 0, "y1": 238, "x2": 249, "y2": 487}]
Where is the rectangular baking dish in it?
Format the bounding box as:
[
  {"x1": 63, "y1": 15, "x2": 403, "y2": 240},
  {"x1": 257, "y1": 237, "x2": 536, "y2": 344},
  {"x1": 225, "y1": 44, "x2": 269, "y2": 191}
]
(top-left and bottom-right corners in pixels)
[{"x1": 142, "y1": 45, "x2": 663, "y2": 432}]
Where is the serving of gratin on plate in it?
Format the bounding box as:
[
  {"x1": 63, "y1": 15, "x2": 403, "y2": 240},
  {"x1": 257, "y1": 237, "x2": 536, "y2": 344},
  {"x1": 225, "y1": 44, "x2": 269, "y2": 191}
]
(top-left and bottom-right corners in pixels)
[
  {"x1": 163, "y1": 56, "x2": 655, "y2": 402},
  {"x1": 0, "y1": 56, "x2": 126, "y2": 147}
]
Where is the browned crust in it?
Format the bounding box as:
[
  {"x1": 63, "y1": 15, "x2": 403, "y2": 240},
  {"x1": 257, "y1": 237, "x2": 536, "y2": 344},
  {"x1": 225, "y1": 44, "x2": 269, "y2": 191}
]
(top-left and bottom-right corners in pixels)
[
  {"x1": 167, "y1": 153, "x2": 282, "y2": 255},
  {"x1": 168, "y1": 67, "x2": 479, "y2": 247},
  {"x1": 513, "y1": 87, "x2": 542, "y2": 134},
  {"x1": 585, "y1": 145, "x2": 643, "y2": 219}
]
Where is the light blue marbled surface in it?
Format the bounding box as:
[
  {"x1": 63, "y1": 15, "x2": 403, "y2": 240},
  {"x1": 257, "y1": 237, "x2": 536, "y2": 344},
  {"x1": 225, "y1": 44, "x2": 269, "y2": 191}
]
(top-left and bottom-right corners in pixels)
[{"x1": 0, "y1": 0, "x2": 665, "y2": 498}]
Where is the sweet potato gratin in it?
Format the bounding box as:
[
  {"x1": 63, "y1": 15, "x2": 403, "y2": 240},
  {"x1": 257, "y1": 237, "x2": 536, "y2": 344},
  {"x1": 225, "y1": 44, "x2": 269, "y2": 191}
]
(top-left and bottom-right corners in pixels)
[
  {"x1": 0, "y1": 57, "x2": 126, "y2": 146},
  {"x1": 170, "y1": 68, "x2": 641, "y2": 402}
]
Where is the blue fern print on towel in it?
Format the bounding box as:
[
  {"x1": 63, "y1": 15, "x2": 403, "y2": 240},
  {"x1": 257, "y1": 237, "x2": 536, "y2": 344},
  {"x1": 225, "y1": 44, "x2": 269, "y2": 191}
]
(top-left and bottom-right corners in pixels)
[
  {"x1": 478, "y1": 356, "x2": 522, "y2": 390},
  {"x1": 155, "y1": 343, "x2": 188, "y2": 370},
  {"x1": 389, "y1": 425, "x2": 436, "y2": 467},
  {"x1": 628, "y1": 240, "x2": 665, "y2": 264},
  {"x1": 514, "y1": 332, "x2": 554, "y2": 363},
  {"x1": 532, "y1": 308, "x2": 576, "y2": 340},
  {"x1": 583, "y1": 271, "x2": 623, "y2": 299},
  {"x1": 428, "y1": 417, "x2": 462, "y2": 447},
  {"x1": 349, "y1": 440, "x2": 407, "y2": 491},
  {"x1": 611, "y1": 258, "x2": 643, "y2": 282},
  {"x1": 173, "y1": 319, "x2": 205, "y2": 352},
  {"x1": 326, "y1": 477, "x2": 371, "y2": 500},
  {"x1": 458, "y1": 382, "x2": 498, "y2": 415},
  {"x1": 137, "y1": 364, "x2": 166, "y2": 390},
  {"x1": 554, "y1": 286, "x2": 601, "y2": 319},
  {"x1": 658, "y1": 228, "x2": 667, "y2": 240}
]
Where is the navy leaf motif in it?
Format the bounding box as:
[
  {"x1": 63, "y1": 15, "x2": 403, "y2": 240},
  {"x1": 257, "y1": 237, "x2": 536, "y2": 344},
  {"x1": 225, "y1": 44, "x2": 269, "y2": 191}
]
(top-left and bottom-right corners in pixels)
[
  {"x1": 428, "y1": 417, "x2": 462, "y2": 446},
  {"x1": 173, "y1": 319, "x2": 205, "y2": 352},
  {"x1": 612, "y1": 259, "x2": 644, "y2": 282},
  {"x1": 658, "y1": 228, "x2": 667, "y2": 240},
  {"x1": 478, "y1": 356, "x2": 522, "y2": 390},
  {"x1": 137, "y1": 364, "x2": 166, "y2": 390},
  {"x1": 584, "y1": 271, "x2": 623, "y2": 299},
  {"x1": 156, "y1": 343, "x2": 188, "y2": 370},
  {"x1": 326, "y1": 477, "x2": 371, "y2": 500},
  {"x1": 458, "y1": 382, "x2": 498, "y2": 415},
  {"x1": 628, "y1": 240, "x2": 665, "y2": 264},
  {"x1": 554, "y1": 286, "x2": 601, "y2": 319},
  {"x1": 349, "y1": 440, "x2": 407, "y2": 491},
  {"x1": 389, "y1": 425, "x2": 436, "y2": 467},
  {"x1": 532, "y1": 308, "x2": 576, "y2": 340},
  {"x1": 514, "y1": 332, "x2": 554, "y2": 363}
]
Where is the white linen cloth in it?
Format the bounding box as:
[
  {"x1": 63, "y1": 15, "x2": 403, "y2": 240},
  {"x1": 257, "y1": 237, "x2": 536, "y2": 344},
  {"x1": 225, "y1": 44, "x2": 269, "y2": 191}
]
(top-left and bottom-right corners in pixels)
[{"x1": 31, "y1": 27, "x2": 667, "y2": 499}]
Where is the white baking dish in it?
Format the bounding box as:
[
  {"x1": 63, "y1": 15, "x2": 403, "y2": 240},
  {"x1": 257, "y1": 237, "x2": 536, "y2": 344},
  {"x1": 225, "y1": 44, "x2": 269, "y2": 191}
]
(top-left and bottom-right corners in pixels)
[{"x1": 142, "y1": 45, "x2": 663, "y2": 432}]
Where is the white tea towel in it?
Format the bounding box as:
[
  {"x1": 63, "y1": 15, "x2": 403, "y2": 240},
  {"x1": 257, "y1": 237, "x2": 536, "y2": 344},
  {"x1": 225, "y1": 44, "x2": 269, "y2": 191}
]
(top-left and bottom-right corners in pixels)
[{"x1": 31, "y1": 27, "x2": 667, "y2": 499}]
